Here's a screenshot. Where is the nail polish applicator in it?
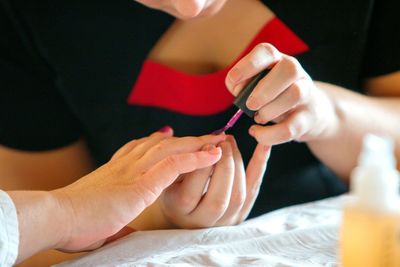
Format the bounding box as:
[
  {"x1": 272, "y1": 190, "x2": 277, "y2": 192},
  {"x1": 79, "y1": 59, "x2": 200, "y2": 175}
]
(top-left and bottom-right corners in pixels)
[{"x1": 212, "y1": 70, "x2": 269, "y2": 134}]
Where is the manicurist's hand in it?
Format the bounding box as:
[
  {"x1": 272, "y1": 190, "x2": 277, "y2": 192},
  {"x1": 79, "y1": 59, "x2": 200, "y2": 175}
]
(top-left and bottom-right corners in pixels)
[
  {"x1": 225, "y1": 43, "x2": 339, "y2": 145},
  {"x1": 135, "y1": 0, "x2": 228, "y2": 19},
  {"x1": 9, "y1": 129, "x2": 226, "y2": 263},
  {"x1": 159, "y1": 135, "x2": 271, "y2": 228}
]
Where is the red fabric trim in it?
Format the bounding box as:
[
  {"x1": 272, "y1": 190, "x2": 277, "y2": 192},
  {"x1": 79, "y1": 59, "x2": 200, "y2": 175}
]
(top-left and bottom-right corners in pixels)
[{"x1": 127, "y1": 17, "x2": 309, "y2": 115}]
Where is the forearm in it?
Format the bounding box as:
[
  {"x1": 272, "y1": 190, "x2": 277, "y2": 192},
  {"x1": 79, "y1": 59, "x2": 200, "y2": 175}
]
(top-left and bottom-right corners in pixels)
[
  {"x1": 308, "y1": 82, "x2": 400, "y2": 181},
  {"x1": 7, "y1": 190, "x2": 68, "y2": 264}
]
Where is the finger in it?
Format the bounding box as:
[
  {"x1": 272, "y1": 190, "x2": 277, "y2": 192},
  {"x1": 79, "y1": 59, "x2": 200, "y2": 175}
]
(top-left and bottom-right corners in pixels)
[
  {"x1": 189, "y1": 141, "x2": 235, "y2": 227},
  {"x1": 215, "y1": 136, "x2": 246, "y2": 226},
  {"x1": 225, "y1": 43, "x2": 282, "y2": 96},
  {"x1": 133, "y1": 147, "x2": 223, "y2": 210},
  {"x1": 111, "y1": 126, "x2": 173, "y2": 161},
  {"x1": 128, "y1": 127, "x2": 174, "y2": 160},
  {"x1": 160, "y1": 144, "x2": 215, "y2": 228},
  {"x1": 246, "y1": 55, "x2": 307, "y2": 111},
  {"x1": 254, "y1": 78, "x2": 311, "y2": 124},
  {"x1": 249, "y1": 109, "x2": 312, "y2": 145},
  {"x1": 138, "y1": 134, "x2": 226, "y2": 171},
  {"x1": 237, "y1": 144, "x2": 271, "y2": 222},
  {"x1": 163, "y1": 164, "x2": 213, "y2": 215},
  {"x1": 110, "y1": 139, "x2": 141, "y2": 161}
]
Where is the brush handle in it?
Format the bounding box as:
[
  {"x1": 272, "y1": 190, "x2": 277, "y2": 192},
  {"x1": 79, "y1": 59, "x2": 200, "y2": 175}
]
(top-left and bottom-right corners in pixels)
[{"x1": 233, "y1": 69, "x2": 269, "y2": 117}]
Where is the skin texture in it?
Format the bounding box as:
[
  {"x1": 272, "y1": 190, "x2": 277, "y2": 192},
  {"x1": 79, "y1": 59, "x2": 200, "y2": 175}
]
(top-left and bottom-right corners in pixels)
[
  {"x1": 225, "y1": 44, "x2": 400, "y2": 180},
  {"x1": 128, "y1": 133, "x2": 271, "y2": 231},
  {"x1": 0, "y1": 0, "x2": 398, "y2": 265},
  {"x1": 160, "y1": 136, "x2": 270, "y2": 228},
  {"x1": 8, "y1": 131, "x2": 230, "y2": 264}
]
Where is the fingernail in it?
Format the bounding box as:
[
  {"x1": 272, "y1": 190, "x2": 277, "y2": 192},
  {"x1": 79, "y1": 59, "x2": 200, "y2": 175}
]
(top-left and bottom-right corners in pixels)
[
  {"x1": 232, "y1": 84, "x2": 243, "y2": 96},
  {"x1": 207, "y1": 147, "x2": 221, "y2": 155},
  {"x1": 249, "y1": 127, "x2": 255, "y2": 137},
  {"x1": 254, "y1": 114, "x2": 264, "y2": 124},
  {"x1": 158, "y1": 125, "x2": 172, "y2": 133},
  {"x1": 246, "y1": 95, "x2": 259, "y2": 110},
  {"x1": 228, "y1": 68, "x2": 242, "y2": 84}
]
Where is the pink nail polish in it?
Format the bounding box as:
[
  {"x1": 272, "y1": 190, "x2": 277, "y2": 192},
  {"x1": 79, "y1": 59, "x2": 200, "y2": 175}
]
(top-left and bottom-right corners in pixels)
[{"x1": 158, "y1": 125, "x2": 172, "y2": 133}]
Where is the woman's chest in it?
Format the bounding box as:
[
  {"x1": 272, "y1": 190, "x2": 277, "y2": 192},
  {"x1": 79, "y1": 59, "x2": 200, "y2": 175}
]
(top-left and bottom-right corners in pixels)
[{"x1": 148, "y1": 0, "x2": 275, "y2": 74}]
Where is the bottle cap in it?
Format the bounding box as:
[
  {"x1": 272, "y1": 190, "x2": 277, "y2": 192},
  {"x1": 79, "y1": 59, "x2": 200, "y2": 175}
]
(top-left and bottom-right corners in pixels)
[
  {"x1": 233, "y1": 70, "x2": 269, "y2": 117},
  {"x1": 351, "y1": 134, "x2": 400, "y2": 211}
]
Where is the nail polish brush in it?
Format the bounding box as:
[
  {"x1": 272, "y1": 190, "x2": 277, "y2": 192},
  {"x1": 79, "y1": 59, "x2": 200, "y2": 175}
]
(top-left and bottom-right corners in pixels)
[{"x1": 212, "y1": 69, "x2": 269, "y2": 134}]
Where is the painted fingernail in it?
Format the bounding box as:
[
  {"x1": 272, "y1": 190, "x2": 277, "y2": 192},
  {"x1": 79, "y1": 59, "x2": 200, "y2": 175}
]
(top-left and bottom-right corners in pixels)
[
  {"x1": 158, "y1": 125, "x2": 172, "y2": 133},
  {"x1": 228, "y1": 67, "x2": 242, "y2": 84}
]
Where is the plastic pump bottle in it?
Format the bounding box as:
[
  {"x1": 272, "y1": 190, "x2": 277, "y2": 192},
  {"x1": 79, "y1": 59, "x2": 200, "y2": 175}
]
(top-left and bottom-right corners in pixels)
[{"x1": 340, "y1": 134, "x2": 400, "y2": 266}]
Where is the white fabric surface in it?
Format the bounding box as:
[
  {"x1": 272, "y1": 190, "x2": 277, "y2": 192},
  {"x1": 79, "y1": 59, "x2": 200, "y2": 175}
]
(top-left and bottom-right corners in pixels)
[
  {"x1": 56, "y1": 196, "x2": 347, "y2": 267},
  {"x1": 0, "y1": 190, "x2": 19, "y2": 267}
]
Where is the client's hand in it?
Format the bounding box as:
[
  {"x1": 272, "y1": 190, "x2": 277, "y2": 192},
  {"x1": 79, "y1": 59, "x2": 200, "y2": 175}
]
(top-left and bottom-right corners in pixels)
[
  {"x1": 52, "y1": 130, "x2": 226, "y2": 251},
  {"x1": 159, "y1": 135, "x2": 271, "y2": 228}
]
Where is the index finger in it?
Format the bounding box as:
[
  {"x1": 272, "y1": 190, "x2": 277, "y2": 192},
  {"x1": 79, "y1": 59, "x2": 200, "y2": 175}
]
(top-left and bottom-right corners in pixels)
[
  {"x1": 225, "y1": 43, "x2": 282, "y2": 96},
  {"x1": 134, "y1": 147, "x2": 223, "y2": 208},
  {"x1": 137, "y1": 134, "x2": 226, "y2": 171}
]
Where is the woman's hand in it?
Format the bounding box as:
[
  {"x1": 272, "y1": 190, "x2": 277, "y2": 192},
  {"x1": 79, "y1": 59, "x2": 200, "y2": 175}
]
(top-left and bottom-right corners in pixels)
[
  {"x1": 159, "y1": 135, "x2": 271, "y2": 228},
  {"x1": 51, "y1": 130, "x2": 226, "y2": 252},
  {"x1": 225, "y1": 43, "x2": 339, "y2": 145},
  {"x1": 134, "y1": 0, "x2": 227, "y2": 19}
]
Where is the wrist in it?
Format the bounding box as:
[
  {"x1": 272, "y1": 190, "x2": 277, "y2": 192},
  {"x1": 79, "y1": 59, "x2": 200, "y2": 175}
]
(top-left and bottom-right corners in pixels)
[
  {"x1": 7, "y1": 190, "x2": 68, "y2": 262},
  {"x1": 49, "y1": 188, "x2": 76, "y2": 250},
  {"x1": 311, "y1": 81, "x2": 343, "y2": 141}
]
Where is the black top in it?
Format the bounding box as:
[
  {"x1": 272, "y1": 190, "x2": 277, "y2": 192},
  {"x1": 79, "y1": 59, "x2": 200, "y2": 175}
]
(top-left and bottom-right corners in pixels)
[{"x1": 1, "y1": 0, "x2": 399, "y2": 217}]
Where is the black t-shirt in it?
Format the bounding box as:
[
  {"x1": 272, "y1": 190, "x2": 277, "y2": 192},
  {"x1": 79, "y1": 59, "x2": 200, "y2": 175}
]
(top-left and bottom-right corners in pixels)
[{"x1": 1, "y1": 0, "x2": 399, "y2": 216}]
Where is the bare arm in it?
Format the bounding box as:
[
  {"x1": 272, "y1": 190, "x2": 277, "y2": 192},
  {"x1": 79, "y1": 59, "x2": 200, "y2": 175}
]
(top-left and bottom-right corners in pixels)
[
  {"x1": 0, "y1": 139, "x2": 179, "y2": 262},
  {"x1": 308, "y1": 72, "x2": 400, "y2": 180},
  {"x1": 0, "y1": 140, "x2": 95, "y2": 266},
  {"x1": 6, "y1": 132, "x2": 225, "y2": 265},
  {"x1": 225, "y1": 43, "x2": 400, "y2": 183}
]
